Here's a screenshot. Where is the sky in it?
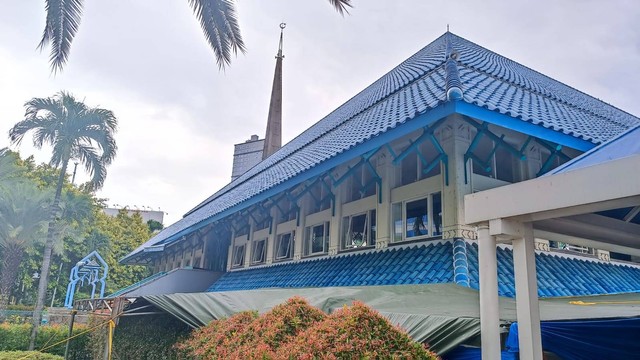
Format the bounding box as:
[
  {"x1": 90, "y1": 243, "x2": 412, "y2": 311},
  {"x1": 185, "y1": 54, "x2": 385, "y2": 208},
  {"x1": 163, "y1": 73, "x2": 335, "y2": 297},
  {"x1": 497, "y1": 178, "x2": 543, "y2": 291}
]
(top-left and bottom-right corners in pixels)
[{"x1": 1, "y1": 0, "x2": 639, "y2": 225}]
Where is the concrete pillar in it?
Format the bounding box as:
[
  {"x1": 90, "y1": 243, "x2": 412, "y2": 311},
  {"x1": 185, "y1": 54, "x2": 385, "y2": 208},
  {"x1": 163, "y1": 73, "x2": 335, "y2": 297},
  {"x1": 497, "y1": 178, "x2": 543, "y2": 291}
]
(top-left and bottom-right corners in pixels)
[
  {"x1": 512, "y1": 223, "x2": 543, "y2": 360},
  {"x1": 440, "y1": 115, "x2": 475, "y2": 285},
  {"x1": 328, "y1": 184, "x2": 343, "y2": 255},
  {"x1": 477, "y1": 223, "x2": 501, "y2": 359}
]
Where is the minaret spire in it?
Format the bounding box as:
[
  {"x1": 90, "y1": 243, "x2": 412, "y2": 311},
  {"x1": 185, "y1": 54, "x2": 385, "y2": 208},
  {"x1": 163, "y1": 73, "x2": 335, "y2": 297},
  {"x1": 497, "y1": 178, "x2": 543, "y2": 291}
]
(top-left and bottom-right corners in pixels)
[{"x1": 262, "y1": 23, "x2": 286, "y2": 160}]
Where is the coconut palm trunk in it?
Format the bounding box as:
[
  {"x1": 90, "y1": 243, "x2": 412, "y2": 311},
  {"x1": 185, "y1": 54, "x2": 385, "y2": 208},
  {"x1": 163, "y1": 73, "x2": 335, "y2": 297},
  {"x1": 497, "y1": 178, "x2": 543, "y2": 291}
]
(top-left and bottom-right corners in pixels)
[{"x1": 29, "y1": 160, "x2": 67, "y2": 350}]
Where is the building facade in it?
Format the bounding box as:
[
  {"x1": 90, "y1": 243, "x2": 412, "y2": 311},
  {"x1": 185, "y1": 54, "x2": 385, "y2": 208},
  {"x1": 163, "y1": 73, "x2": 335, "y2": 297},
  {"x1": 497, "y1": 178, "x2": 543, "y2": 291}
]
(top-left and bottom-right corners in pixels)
[{"x1": 117, "y1": 32, "x2": 640, "y2": 357}]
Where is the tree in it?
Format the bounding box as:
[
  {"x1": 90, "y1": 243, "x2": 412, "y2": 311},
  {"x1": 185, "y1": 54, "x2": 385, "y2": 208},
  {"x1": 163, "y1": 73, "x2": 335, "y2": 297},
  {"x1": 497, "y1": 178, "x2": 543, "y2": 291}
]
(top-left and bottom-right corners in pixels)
[
  {"x1": 0, "y1": 149, "x2": 24, "y2": 186},
  {"x1": 0, "y1": 181, "x2": 51, "y2": 313},
  {"x1": 38, "y1": 0, "x2": 353, "y2": 73},
  {"x1": 96, "y1": 211, "x2": 151, "y2": 294},
  {"x1": 8, "y1": 91, "x2": 117, "y2": 349}
]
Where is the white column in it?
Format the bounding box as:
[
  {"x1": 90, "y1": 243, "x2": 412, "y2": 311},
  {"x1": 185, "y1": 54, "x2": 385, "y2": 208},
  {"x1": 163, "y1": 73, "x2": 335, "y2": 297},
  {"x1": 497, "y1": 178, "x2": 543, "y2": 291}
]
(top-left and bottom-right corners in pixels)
[
  {"x1": 478, "y1": 223, "x2": 501, "y2": 359},
  {"x1": 512, "y1": 222, "x2": 543, "y2": 360}
]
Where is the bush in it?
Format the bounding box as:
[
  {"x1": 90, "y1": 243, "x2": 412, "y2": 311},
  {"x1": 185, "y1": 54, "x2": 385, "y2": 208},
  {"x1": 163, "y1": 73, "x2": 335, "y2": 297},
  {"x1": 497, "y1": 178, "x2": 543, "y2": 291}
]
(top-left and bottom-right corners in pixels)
[
  {"x1": 279, "y1": 301, "x2": 438, "y2": 359},
  {"x1": 0, "y1": 323, "x2": 89, "y2": 359},
  {"x1": 177, "y1": 297, "x2": 439, "y2": 360},
  {"x1": 177, "y1": 297, "x2": 326, "y2": 359},
  {"x1": 0, "y1": 351, "x2": 63, "y2": 360}
]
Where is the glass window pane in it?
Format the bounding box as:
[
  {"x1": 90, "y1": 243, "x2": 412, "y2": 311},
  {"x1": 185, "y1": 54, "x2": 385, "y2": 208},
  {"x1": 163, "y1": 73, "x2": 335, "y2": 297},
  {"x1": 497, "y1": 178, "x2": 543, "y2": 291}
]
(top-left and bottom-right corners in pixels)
[
  {"x1": 406, "y1": 198, "x2": 428, "y2": 238},
  {"x1": 392, "y1": 203, "x2": 403, "y2": 242},
  {"x1": 311, "y1": 224, "x2": 325, "y2": 253},
  {"x1": 276, "y1": 233, "x2": 292, "y2": 259},
  {"x1": 401, "y1": 152, "x2": 418, "y2": 185}
]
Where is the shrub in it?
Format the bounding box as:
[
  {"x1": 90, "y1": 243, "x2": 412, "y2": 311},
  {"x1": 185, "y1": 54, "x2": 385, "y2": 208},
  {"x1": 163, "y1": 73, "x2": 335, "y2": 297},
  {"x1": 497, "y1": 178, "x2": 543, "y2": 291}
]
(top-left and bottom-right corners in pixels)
[
  {"x1": 278, "y1": 301, "x2": 438, "y2": 359},
  {"x1": 177, "y1": 297, "x2": 326, "y2": 360},
  {"x1": 0, "y1": 351, "x2": 63, "y2": 360},
  {"x1": 176, "y1": 298, "x2": 439, "y2": 360},
  {"x1": 0, "y1": 323, "x2": 89, "y2": 359}
]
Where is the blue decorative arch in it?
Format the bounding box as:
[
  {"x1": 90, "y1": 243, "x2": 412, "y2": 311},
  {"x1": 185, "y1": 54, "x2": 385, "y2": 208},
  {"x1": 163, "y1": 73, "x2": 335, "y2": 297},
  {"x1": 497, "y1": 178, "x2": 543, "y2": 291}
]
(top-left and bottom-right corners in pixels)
[{"x1": 64, "y1": 251, "x2": 109, "y2": 308}]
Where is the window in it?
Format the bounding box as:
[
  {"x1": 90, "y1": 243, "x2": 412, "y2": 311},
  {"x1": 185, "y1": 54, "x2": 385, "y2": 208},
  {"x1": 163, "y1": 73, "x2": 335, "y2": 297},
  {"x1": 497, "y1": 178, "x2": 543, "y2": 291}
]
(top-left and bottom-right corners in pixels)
[
  {"x1": 231, "y1": 244, "x2": 245, "y2": 268},
  {"x1": 277, "y1": 197, "x2": 297, "y2": 223},
  {"x1": 304, "y1": 222, "x2": 330, "y2": 256},
  {"x1": 308, "y1": 179, "x2": 332, "y2": 214},
  {"x1": 471, "y1": 136, "x2": 520, "y2": 183},
  {"x1": 251, "y1": 239, "x2": 267, "y2": 265},
  {"x1": 399, "y1": 140, "x2": 442, "y2": 186},
  {"x1": 347, "y1": 165, "x2": 376, "y2": 202},
  {"x1": 274, "y1": 232, "x2": 294, "y2": 261},
  {"x1": 341, "y1": 210, "x2": 376, "y2": 249},
  {"x1": 392, "y1": 192, "x2": 442, "y2": 242}
]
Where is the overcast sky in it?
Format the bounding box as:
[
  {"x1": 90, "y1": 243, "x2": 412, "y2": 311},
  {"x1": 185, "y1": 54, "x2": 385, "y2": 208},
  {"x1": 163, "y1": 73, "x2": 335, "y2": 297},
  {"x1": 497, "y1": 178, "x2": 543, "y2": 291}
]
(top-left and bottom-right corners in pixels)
[{"x1": 1, "y1": 1, "x2": 639, "y2": 224}]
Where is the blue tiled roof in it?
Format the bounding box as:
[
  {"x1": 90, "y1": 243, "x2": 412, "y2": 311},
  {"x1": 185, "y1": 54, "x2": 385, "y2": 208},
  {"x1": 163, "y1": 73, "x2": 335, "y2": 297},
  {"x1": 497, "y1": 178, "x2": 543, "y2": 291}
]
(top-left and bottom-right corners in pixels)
[
  {"x1": 123, "y1": 33, "x2": 640, "y2": 263},
  {"x1": 466, "y1": 243, "x2": 640, "y2": 297},
  {"x1": 206, "y1": 241, "x2": 640, "y2": 297},
  {"x1": 208, "y1": 242, "x2": 453, "y2": 291}
]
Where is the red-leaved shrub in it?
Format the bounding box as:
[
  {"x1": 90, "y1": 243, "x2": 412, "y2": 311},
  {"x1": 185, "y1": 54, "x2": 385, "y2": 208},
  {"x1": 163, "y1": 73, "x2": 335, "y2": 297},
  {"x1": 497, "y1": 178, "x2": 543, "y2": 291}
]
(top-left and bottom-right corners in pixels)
[
  {"x1": 176, "y1": 297, "x2": 439, "y2": 360},
  {"x1": 277, "y1": 301, "x2": 438, "y2": 360}
]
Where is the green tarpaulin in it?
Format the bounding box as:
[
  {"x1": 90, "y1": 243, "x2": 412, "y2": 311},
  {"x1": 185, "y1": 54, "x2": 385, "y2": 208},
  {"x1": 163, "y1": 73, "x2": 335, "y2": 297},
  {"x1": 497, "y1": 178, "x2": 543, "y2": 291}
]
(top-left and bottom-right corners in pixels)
[{"x1": 142, "y1": 284, "x2": 640, "y2": 355}]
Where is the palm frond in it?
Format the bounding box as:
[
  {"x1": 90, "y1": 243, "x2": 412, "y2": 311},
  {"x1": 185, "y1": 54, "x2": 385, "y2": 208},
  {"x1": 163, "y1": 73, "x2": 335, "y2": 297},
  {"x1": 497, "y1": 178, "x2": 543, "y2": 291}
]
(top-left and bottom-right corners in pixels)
[
  {"x1": 75, "y1": 144, "x2": 107, "y2": 190},
  {"x1": 187, "y1": 0, "x2": 246, "y2": 69},
  {"x1": 327, "y1": 0, "x2": 353, "y2": 15},
  {"x1": 39, "y1": 0, "x2": 85, "y2": 73}
]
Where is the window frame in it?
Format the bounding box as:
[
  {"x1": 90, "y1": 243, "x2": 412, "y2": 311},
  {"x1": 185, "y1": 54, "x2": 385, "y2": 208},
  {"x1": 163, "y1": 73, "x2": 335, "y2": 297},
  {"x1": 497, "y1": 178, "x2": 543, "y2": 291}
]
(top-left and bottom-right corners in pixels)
[
  {"x1": 274, "y1": 231, "x2": 295, "y2": 261},
  {"x1": 392, "y1": 192, "x2": 442, "y2": 243},
  {"x1": 341, "y1": 209, "x2": 377, "y2": 250},
  {"x1": 251, "y1": 238, "x2": 267, "y2": 265},
  {"x1": 304, "y1": 221, "x2": 330, "y2": 257},
  {"x1": 231, "y1": 244, "x2": 246, "y2": 268}
]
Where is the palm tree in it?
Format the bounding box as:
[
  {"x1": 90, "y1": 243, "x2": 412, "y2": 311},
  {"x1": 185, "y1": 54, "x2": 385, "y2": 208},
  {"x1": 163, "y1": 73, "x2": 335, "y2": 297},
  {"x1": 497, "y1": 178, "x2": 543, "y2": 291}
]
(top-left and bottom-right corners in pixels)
[
  {"x1": 38, "y1": 0, "x2": 353, "y2": 73},
  {"x1": 9, "y1": 91, "x2": 117, "y2": 349},
  {"x1": 0, "y1": 182, "x2": 51, "y2": 314}
]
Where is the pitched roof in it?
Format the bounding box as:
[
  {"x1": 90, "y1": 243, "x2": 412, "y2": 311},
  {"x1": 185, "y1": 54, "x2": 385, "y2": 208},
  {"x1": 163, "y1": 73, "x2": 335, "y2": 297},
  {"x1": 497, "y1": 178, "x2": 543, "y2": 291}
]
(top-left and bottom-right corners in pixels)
[
  {"x1": 205, "y1": 241, "x2": 640, "y2": 298},
  {"x1": 122, "y1": 33, "x2": 640, "y2": 263}
]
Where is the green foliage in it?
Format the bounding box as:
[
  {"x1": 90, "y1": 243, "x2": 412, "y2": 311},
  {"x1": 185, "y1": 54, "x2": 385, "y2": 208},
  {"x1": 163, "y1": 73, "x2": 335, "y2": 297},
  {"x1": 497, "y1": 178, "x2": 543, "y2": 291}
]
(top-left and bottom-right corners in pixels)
[
  {"x1": 176, "y1": 297, "x2": 438, "y2": 360},
  {"x1": 0, "y1": 150, "x2": 152, "y2": 307},
  {"x1": 93, "y1": 211, "x2": 151, "y2": 294},
  {"x1": 0, "y1": 351, "x2": 63, "y2": 360},
  {"x1": 0, "y1": 323, "x2": 89, "y2": 359},
  {"x1": 111, "y1": 314, "x2": 191, "y2": 360},
  {"x1": 147, "y1": 219, "x2": 164, "y2": 233}
]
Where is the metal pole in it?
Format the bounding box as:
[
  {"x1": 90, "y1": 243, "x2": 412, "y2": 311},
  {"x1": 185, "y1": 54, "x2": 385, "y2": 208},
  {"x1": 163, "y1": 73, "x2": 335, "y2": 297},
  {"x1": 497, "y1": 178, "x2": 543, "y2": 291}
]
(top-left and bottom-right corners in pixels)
[
  {"x1": 63, "y1": 310, "x2": 77, "y2": 360},
  {"x1": 50, "y1": 262, "x2": 64, "y2": 307},
  {"x1": 71, "y1": 162, "x2": 79, "y2": 185}
]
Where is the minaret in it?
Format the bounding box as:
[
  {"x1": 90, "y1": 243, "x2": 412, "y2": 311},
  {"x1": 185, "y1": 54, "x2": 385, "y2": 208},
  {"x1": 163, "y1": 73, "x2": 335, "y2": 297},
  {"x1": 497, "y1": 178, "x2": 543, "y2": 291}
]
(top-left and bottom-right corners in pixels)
[{"x1": 262, "y1": 23, "x2": 285, "y2": 160}]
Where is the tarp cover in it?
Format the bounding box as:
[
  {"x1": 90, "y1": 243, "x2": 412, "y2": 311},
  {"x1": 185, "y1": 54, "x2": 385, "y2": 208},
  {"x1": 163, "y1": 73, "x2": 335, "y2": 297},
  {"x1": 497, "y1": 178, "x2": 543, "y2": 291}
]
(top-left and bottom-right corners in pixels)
[
  {"x1": 507, "y1": 317, "x2": 640, "y2": 360},
  {"x1": 142, "y1": 284, "x2": 640, "y2": 355}
]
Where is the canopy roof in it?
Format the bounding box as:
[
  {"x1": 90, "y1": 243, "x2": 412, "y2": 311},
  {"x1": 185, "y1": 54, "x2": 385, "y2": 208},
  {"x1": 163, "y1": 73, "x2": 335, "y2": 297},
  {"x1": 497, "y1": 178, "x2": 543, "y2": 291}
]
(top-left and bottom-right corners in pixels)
[
  {"x1": 123, "y1": 32, "x2": 640, "y2": 264},
  {"x1": 142, "y1": 283, "x2": 640, "y2": 355}
]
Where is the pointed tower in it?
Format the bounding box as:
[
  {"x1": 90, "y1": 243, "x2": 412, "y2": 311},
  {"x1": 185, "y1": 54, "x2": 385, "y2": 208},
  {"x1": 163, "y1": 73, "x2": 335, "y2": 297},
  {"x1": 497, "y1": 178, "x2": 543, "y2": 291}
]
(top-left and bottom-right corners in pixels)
[{"x1": 262, "y1": 23, "x2": 285, "y2": 160}]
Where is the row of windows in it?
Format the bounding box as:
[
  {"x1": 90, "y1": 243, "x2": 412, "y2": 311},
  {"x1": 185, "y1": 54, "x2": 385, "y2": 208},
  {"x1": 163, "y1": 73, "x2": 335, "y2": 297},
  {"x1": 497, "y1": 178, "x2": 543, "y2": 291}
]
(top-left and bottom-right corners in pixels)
[{"x1": 230, "y1": 192, "x2": 442, "y2": 268}]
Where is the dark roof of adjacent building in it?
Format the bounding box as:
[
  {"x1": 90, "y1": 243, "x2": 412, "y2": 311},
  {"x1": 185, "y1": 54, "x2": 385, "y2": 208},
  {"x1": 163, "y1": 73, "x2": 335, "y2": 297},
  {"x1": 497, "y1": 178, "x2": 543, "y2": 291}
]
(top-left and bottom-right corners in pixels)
[
  {"x1": 548, "y1": 124, "x2": 640, "y2": 175},
  {"x1": 205, "y1": 241, "x2": 640, "y2": 298},
  {"x1": 122, "y1": 32, "x2": 640, "y2": 264}
]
